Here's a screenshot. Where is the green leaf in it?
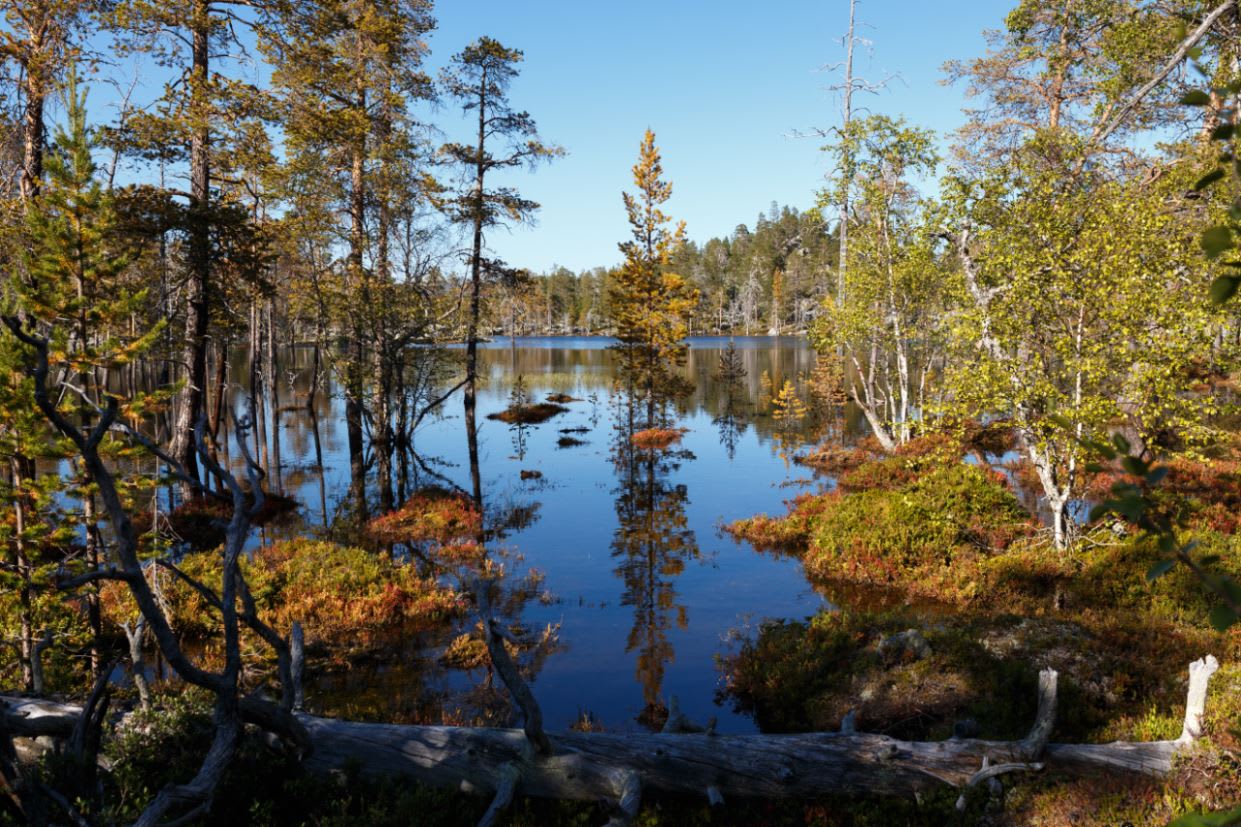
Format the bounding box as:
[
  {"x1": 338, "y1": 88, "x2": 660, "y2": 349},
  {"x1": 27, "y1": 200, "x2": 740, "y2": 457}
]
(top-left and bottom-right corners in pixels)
[
  {"x1": 1121, "y1": 456, "x2": 1147, "y2": 476},
  {"x1": 1169, "y1": 804, "x2": 1241, "y2": 826},
  {"x1": 1088, "y1": 503, "x2": 1111, "y2": 523},
  {"x1": 1146, "y1": 559, "x2": 1176, "y2": 582},
  {"x1": 1112, "y1": 432, "x2": 1131, "y2": 454},
  {"x1": 1212, "y1": 124, "x2": 1236, "y2": 141},
  {"x1": 1145, "y1": 466, "x2": 1169, "y2": 485},
  {"x1": 1111, "y1": 495, "x2": 1145, "y2": 522},
  {"x1": 1083, "y1": 438, "x2": 1117, "y2": 460},
  {"x1": 1202, "y1": 226, "x2": 1235, "y2": 260},
  {"x1": 1220, "y1": 576, "x2": 1241, "y2": 605},
  {"x1": 1208, "y1": 604, "x2": 1238, "y2": 631},
  {"x1": 1210, "y1": 275, "x2": 1240, "y2": 305},
  {"x1": 1181, "y1": 89, "x2": 1212, "y2": 105},
  {"x1": 1195, "y1": 168, "x2": 1226, "y2": 190}
]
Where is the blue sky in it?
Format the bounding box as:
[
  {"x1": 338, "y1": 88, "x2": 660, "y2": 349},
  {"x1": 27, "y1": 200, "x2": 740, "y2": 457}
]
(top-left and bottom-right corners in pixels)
[{"x1": 428, "y1": 0, "x2": 1014, "y2": 273}]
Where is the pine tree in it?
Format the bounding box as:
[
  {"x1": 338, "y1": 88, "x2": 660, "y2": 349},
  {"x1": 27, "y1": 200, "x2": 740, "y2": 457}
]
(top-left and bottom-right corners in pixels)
[
  {"x1": 440, "y1": 36, "x2": 561, "y2": 505},
  {"x1": 263, "y1": 0, "x2": 436, "y2": 514},
  {"x1": 9, "y1": 71, "x2": 157, "y2": 678},
  {"x1": 609, "y1": 130, "x2": 700, "y2": 429}
]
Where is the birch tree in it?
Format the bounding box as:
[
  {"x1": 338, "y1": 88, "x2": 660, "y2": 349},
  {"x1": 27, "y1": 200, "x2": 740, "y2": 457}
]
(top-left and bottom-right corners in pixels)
[
  {"x1": 943, "y1": 152, "x2": 1222, "y2": 549},
  {"x1": 813, "y1": 115, "x2": 946, "y2": 450}
]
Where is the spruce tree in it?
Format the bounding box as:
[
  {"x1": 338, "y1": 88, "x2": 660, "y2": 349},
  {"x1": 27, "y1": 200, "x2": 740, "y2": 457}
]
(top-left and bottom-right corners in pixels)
[{"x1": 609, "y1": 130, "x2": 700, "y2": 428}]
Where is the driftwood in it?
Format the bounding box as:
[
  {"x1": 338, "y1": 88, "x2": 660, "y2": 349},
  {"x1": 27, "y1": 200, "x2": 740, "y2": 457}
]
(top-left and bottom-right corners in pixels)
[{"x1": 1, "y1": 656, "x2": 1221, "y2": 826}]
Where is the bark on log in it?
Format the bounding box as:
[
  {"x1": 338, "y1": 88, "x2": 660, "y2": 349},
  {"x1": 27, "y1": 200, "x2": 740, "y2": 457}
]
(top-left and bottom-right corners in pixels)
[
  {"x1": 0, "y1": 657, "x2": 1220, "y2": 818},
  {"x1": 293, "y1": 716, "x2": 1186, "y2": 802}
]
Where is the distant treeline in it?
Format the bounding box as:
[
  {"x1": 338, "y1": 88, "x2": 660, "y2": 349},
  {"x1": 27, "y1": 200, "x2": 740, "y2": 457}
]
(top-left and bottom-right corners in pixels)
[{"x1": 491, "y1": 203, "x2": 838, "y2": 336}]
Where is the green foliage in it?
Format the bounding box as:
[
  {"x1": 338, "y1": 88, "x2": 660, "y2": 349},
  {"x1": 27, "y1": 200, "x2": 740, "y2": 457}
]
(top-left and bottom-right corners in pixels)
[
  {"x1": 1083, "y1": 430, "x2": 1241, "y2": 630},
  {"x1": 812, "y1": 115, "x2": 948, "y2": 447},
  {"x1": 609, "y1": 130, "x2": 700, "y2": 425},
  {"x1": 102, "y1": 691, "x2": 217, "y2": 823}
]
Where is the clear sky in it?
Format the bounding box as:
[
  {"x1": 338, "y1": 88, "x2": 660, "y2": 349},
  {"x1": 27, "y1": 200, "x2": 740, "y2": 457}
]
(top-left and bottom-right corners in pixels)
[{"x1": 427, "y1": 0, "x2": 1014, "y2": 274}]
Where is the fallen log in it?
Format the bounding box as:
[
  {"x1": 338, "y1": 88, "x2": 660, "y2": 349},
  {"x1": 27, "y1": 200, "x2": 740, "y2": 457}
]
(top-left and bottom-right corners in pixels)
[{"x1": 1, "y1": 656, "x2": 1221, "y2": 824}]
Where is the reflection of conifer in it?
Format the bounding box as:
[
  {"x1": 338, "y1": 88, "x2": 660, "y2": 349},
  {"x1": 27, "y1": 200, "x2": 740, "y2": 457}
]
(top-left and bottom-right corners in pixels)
[
  {"x1": 714, "y1": 398, "x2": 745, "y2": 460},
  {"x1": 759, "y1": 370, "x2": 774, "y2": 411},
  {"x1": 715, "y1": 340, "x2": 746, "y2": 385},
  {"x1": 609, "y1": 396, "x2": 698, "y2": 723},
  {"x1": 509, "y1": 375, "x2": 531, "y2": 460}
]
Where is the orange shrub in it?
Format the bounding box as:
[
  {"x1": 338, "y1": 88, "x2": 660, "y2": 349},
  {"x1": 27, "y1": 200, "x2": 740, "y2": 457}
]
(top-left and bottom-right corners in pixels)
[{"x1": 630, "y1": 427, "x2": 686, "y2": 450}]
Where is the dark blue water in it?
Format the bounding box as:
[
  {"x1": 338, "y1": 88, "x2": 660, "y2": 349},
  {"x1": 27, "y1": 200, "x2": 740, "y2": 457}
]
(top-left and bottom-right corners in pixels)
[{"x1": 255, "y1": 336, "x2": 835, "y2": 732}]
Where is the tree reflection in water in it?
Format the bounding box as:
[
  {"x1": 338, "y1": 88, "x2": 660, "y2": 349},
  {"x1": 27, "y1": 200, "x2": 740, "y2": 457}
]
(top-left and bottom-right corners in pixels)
[{"x1": 609, "y1": 393, "x2": 700, "y2": 728}]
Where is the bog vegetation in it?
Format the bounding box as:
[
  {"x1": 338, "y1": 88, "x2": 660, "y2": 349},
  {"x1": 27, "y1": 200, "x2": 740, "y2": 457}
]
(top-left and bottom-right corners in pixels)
[{"x1": 1, "y1": 0, "x2": 1241, "y2": 825}]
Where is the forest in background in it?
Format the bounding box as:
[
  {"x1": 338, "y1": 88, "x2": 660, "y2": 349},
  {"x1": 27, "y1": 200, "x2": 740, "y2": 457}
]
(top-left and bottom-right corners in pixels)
[
  {"x1": 2, "y1": 0, "x2": 1241, "y2": 825},
  {"x1": 515, "y1": 203, "x2": 837, "y2": 336}
]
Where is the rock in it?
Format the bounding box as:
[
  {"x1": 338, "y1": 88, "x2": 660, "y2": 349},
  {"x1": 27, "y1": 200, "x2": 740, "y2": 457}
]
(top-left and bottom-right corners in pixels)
[
  {"x1": 520, "y1": 469, "x2": 543, "y2": 480},
  {"x1": 878, "y1": 629, "x2": 932, "y2": 664}
]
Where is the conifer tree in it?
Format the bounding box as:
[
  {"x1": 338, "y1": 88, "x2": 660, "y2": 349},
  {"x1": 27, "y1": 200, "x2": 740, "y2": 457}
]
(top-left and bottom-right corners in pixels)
[
  {"x1": 107, "y1": 0, "x2": 265, "y2": 490},
  {"x1": 609, "y1": 130, "x2": 700, "y2": 428},
  {"x1": 440, "y1": 36, "x2": 561, "y2": 504},
  {"x1": 10, "y1": 73, "x2": 157, "y2": 676},
  {"x1": 264, "y1": 0, "x2": 435, "y2": 514}
]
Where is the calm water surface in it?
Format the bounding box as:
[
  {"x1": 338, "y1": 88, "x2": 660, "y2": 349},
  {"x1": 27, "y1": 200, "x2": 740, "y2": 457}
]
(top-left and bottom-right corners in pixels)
[{"x1": 250, "y1": 336, "x2": 842, "y2": 733}]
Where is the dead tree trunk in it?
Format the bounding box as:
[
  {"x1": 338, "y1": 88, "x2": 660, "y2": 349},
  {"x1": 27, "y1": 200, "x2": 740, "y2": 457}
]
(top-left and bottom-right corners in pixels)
[{"x1": 2, "y1": 657, "x2": 1220, "y2": 826}]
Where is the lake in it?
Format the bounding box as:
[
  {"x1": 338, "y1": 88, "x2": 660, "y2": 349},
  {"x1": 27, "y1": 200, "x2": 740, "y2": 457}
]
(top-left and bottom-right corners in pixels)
[{"x1": 242, "y1": 335, "x2": 853, "y2": 733}]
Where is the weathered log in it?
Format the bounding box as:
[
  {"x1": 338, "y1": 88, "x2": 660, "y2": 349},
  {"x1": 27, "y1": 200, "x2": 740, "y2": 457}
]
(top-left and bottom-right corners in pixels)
[
  {"x1": 293, "y1": 715, "x2": 1184, "y2": 802},
  {"x1": 0, "y1": 656, "x2": 1220, "y2": 820}
]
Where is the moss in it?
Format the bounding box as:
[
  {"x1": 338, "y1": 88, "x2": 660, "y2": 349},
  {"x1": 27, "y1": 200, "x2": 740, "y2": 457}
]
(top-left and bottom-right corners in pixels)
[
  {"x1": 102, "y1": 538, "x2": 464, "y2": 654},
  {"x1": 722, "y1": 611, "x2": 1048, "y2": 739},
  {"x1": 783, "y1": 463, "x2": 1031, "y2": 602},
  {"x1": 366, "y1": 487, "x2": 482, "y2": 548},
  {"x1": 721, "y1": 607, "x2": 1235, "y2": 749},
  {"x1": 486, "y1": 402, "x2": 569, "y2": 424}
]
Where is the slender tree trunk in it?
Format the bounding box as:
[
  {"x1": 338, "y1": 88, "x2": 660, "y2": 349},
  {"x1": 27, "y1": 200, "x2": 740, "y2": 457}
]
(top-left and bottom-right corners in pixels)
[
  {"x1": 265, "y1": 298, "x2": 282, "y2": 494},
  {"x1": 250, "y1": 298, "x2": 269, "y2": 480},
  {"x1": 20, "y1": 71, "x2": 44, "y2": 204},
  {"x1": 171, "y1": 4, "x2": 212, "y2": 493},
  {"x1": 836, "y1": 0, "x2": 857, "y2": 306},
  {"x1": 208, "y1": 336, "x2": 228, "y2": 490},
  {"x1": 11, "y1": 458, "x2": 33, "y2": 691},
  {"x1": 346, "y1": 137, "x2": 368, "y2": 517},
  {"x1": 464, "y1": 76, "x2": 488, "y2": 509},
  {"x1": 372, "y1": 135, "x2": 394, "y2": 512},
  {"x1": 14, "y1": 34, "x2": 47, "y2": 668}
]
